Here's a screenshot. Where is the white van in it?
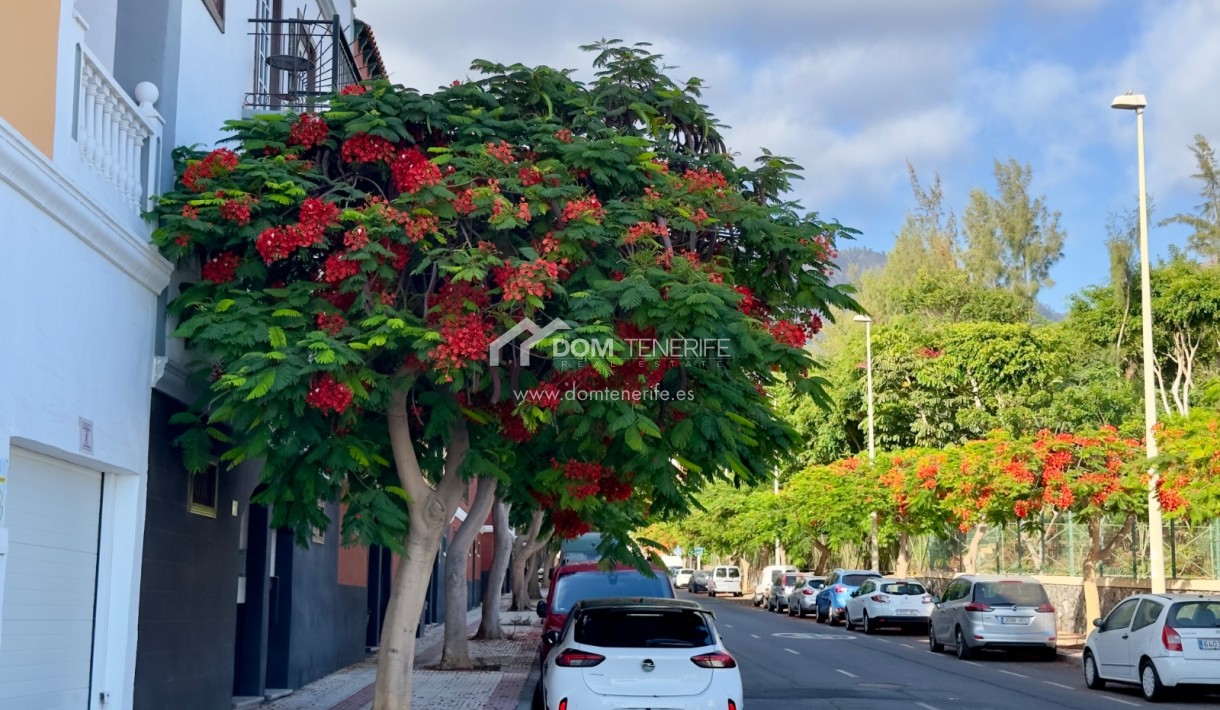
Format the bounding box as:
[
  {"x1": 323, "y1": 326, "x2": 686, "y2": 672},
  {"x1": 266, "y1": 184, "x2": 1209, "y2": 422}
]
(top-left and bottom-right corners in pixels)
[
  {"x1": 708, "y1": 565, "x2": 743, "y2": 597},
  {"x1": 752, "y1": 565, "x2": 798, "y2": 606}
]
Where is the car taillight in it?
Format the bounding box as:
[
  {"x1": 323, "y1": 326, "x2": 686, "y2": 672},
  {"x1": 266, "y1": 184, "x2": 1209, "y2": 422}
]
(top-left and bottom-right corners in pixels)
[
  {"x1": 871, "y1": 594, "x2": 891, "y2": 603},
  {"x1": 964, "y1": 602, "x2": 992, "y2": 612},
  {"x1": 921, "y1": 595, "x2": 933, "y2": 604},
  {"x1": 555, "y1": 649, "x2": 605, "y2": 667},
  {"x1": 691, "y1": 651, "x2": 737, "y2": 668},
  {"x1": 1163, "y1": 625, "x2": 1183, "y2": 652},
  {"x1": 728, "y1": 701, "x2": 737, "y2": 710},
  {"x1": 1036, "y1": 603, "x2": 1055, "y2": 613},
  {"x1": 835, "y1": 585, "x2": 847, "y2": 593},
  {"x1": 558, "y1": 700, "x2": 568, "y2": 710},
  {"x1": 802, "y1": 588, "x2": 814, "y2": 595}
]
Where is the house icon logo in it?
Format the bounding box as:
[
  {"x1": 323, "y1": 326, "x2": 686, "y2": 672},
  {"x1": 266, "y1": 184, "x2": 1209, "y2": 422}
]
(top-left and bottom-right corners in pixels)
[{"x1": 488, "y1": 318, "x2": 571, "y2": 367}]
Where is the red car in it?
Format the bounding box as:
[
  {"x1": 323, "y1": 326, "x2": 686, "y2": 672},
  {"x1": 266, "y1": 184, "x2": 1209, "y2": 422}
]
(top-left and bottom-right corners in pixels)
[{"x1": 536, "y1": 562, "x2": 675, "y2": 663}]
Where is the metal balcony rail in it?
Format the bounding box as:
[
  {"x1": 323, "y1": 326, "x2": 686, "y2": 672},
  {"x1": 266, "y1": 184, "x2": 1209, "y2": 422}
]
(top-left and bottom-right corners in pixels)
[{"x1": 246, "y1": 14, "x2": 360, "y2": 113}]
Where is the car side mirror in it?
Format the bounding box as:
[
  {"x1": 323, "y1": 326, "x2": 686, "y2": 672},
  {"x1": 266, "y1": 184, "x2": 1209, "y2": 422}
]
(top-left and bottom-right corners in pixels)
[
  {"x1": 1093, "y1": 618, "x2": 1103, "y2": 628},
  {"x1": 930, "y1": 596, "x2": 941, "y2": 604},
  {"x1": 536, "y1": 601, "x2": 547, "y2": 618},
  {"x1": 543, "y1": 630, "x2": 560, "y2": 646}
]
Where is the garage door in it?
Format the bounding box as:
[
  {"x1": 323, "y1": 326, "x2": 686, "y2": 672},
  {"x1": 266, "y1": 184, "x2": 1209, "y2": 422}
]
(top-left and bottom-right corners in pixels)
[{"x1": 0, "y1": 450, "x2": 102, "y2": 709}]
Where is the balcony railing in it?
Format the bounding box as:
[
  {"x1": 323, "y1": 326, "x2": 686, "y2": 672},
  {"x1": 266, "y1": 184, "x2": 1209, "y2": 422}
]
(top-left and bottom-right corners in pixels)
[
  {"x1": 246, "y1": 14, "x2": 360, "y2": 113},
  {"x1": 75, "y1": 42, "x2": 163, "y2": 213}
]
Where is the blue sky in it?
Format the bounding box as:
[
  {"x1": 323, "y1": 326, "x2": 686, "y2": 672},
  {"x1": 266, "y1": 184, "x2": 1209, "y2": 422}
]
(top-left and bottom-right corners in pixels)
[{"x1": 358, "y1": 0, "x2": 1220, "y2": 310}]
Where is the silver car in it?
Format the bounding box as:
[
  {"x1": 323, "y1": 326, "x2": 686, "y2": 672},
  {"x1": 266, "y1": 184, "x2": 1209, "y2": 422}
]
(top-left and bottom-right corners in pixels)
[
  {"x1": 928, "y1": 574, "x2": 1057, "y2": 661},
  {"x1": 768, "y1": 572, "x2": 811, "y2": 613},
  {"x1": 787, "y1": 575, "x2": 827, "y2": 618}
]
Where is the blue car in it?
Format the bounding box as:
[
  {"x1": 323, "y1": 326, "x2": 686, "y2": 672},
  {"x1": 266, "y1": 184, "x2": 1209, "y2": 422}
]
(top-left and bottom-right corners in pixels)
[{"x1": 815, "y1": 569, "x2": 879, "y2": 625}]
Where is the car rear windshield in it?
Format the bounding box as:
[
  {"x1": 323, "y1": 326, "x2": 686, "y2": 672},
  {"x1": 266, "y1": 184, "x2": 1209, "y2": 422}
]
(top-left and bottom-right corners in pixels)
[
  {"x1": 724, "y1": 568, "x2": 740, "y2": 578},
  {"x1": 842, "y1": 574, "x2": 874, "y2": 586},
  {"x1": 781, "y1": 574, "x2": 801, "y2": 586},
  {"x1": 972, "y1": 581, "x2": 1049, "y2": 607},
  {"x1": 552, "y1": 570, "x2": 672, "y2": 614},
  {"x1": 575, "y1": 608, "x2": 715, "y2": 648},
  {"x1": 880, "y1": 582, "x2": 926, "y2": 595},
  {"x1": 1168, "y1": 601, "x2": 1220, "y2": 628}
]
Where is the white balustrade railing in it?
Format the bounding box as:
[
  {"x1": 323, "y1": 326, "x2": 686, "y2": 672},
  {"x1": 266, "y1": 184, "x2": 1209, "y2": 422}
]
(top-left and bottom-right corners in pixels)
[{"x1": 75, "y1": 42, "x2": 163, "y2": 213}]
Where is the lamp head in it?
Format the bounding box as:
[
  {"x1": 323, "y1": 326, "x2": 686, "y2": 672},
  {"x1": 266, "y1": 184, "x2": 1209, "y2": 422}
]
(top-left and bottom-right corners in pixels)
[
  {"x1": 853, "y1": 315, "x2": 873, "y2": 324},
  {"x1": 1111, "y1": 93, "x2": 1147, "y2": 111}
]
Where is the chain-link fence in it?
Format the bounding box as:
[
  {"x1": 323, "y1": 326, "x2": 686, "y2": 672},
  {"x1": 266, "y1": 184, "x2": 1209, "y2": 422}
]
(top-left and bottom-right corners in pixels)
[{"x1": 911, "y1": 515, "x2": 1220, "y2": 579}]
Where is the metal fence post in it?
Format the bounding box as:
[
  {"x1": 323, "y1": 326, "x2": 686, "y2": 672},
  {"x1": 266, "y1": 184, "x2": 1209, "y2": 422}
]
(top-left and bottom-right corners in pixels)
[
  {"x1": 1016, "y1": 518, "x2": 1022, "y2": 573},
  {"x1": 1067, "y1": 511, "x2": 1076, "y2": 576},
  {"x1": 1040, "y1": 514, "x2": 1046, "y2": 575},
  {"x1": 1170, "y1": 519, "x2": 1177, "y2": 578},
  {"x1": 1132, "y1": 521, "x2": 1139, "y2": 579}
]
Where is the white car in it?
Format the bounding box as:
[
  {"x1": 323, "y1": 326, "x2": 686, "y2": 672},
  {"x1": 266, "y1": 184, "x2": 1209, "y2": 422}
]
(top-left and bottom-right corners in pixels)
[
  {"x1": 707, "y1": 565, "x2": 743, "y2": 597},
  {"x1": 540, "y1": 597, "x2": 743, "y2": 710},
  {"x1": 1084, "y1": 593, "x2": 1220, "y2": 702},
  {"x1": 845, "y1": 577, "x2": 933, "y2": 634},
  {"x1": 674, "y1": 568, "x2": 695, "y2": 588}
]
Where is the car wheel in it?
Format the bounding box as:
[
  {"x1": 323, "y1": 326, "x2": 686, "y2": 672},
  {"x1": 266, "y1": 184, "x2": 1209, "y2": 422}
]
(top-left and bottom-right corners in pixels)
[
  {"x1": 709, "y1": 590, "x2": 715, "y2": 597},
  {"x1": 1039, "y1": 647, "x2": 1058, "y2": 662},
  {"x1": 788, "y1": 601, "x2": 797, "y2": 617},
  {"x1": 531, "y1": 680, "x2": 544, "y2": 710},
  {"x1": 929, "y1": 625, "x2": 944, "y2": 653},
  {"x1": 815, "y1": 604, "x2": 826, "y2": 623},
  {"x1": 954, "y1": 627, "x2": 974, "y2": 660},
  {"x1": 829, "y1": 609, "x2": 841, "y2": 626},
  {"x1": 735, "y1": 592, "x2": 743, "y2": 597},
  {"x1": 863, "y1": 612, "x2": 874, "y2": 635},
  {"x1": 1082, "y1": 651, "x2": 1105, "y2": 690},
  {"x1": 845, "y1": 612, "x2": 855, "y2": 631},
  {"x1": 797, "y1": 603, "x2": 806, "y2": 619},
  {"x1": 1140, "y1": 659, "x2": 1169, "y2": 702}
]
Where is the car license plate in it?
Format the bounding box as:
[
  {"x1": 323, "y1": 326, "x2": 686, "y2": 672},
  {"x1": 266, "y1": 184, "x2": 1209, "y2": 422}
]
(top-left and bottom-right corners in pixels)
[
  {"x1": 897, "y1": 609, "x2": 919, "y2": 615},
  {"x1": 998, "y1": 616, "x2": 1031, "y2": 625},
  {"x1": 1199, "y1": 639, "x2": 1220, "y2": 650}
]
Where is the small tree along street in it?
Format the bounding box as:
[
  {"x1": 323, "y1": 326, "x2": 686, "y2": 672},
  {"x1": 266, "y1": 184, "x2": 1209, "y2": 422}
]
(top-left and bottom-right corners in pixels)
[{"x1": 152, "y1": 41, "x2": 857, "y2": 709}]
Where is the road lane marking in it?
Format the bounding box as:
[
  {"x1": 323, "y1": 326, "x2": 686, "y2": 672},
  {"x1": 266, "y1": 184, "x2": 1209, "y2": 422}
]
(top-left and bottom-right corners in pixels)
[
  {"x1": 875, "y1": 638, "x2": 891, "y2": 644},
  {"x1": 1101, "y1": 697, "x2": 1139, "y2": 707},
  {"x1": 901, "y1": 643, "x2": 915, "y2": 649},
  {"x1": 997, "y1": 669, "x2": 1028, "y2": 678},
  {"x1": 917, "y1": 703, "x2": 941, "y2": 710},
  {"x1": 1043, "y1": 681, "x2": 1074, "y2": 690},
  {"x1": 725, "y1": 624, "x2": 734, "y2": 628},
  {"x1": 751, "y1": 634, "x2": 760, "y2": 639},
  {"x1": 785, "y1": 648, "x2": 800, "y2": 655},
  {"x1": 835, "y1": 669, "x2": 857, "y2": 678},
  {"x1": 961, "y1": 660, "x2": 982, "y2": 667}
]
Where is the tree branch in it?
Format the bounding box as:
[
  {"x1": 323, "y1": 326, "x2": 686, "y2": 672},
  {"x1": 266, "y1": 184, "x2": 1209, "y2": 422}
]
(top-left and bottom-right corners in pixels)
[{"x1": 387, "y1": 389, "x2": 430, "y2": 506}]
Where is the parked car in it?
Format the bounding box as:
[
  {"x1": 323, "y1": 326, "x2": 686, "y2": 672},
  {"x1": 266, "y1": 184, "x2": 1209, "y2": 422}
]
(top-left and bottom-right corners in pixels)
[
  {"x1": 768, "y1": 572, "x2": 813, "y2": 613},
  {"x1": 815, "y1": 568, "x2": 880, "y2": 625},
  {"x1": 707, "y1": 565, "x2": 743, "y2": 597},
  {"x1": 536, "y1": 562, "x2": 675, "y2": 664},
  {"x1": 787, "y1": 575, "x2": 827, "y2": 618},
  {"x1": 1083, "y1": 593, "x2": 1220, "y2": 702},
  {"x1": 753, "y1": 565, "x2": 797, "y2": 607},
  {"x1": 845, "y1": 577, "x2": 933, "y2": 633},
  {"x1": 674, "y1": 568, "x2": 695, "y2": 588},
  {"x1": 928, "y1": 574, "x2": 1057, "y2": 661},
  {"x1": 688, "y1": 570, "x2": 711, "y2": 593},
  {"x1": 539, "y1": 598, "x2": 742, "y2": 710}
]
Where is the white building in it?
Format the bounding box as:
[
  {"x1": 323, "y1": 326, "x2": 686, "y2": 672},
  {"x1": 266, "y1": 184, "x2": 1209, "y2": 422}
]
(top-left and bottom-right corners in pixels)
[{"x1": 0, "y1": 2, "x2": 378, "y2": 709}]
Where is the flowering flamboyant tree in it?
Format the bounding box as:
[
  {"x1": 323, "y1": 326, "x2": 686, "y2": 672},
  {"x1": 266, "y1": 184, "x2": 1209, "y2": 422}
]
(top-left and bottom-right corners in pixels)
[{"x1": 152, "y1": 41, "x2": 856, "y2": 708}]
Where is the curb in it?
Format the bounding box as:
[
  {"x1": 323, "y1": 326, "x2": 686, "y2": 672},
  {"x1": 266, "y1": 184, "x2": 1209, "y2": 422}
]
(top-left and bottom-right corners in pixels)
[
  {"x1": 1057, "y1": 648, "x2": 1084, "y2": 664},
  {"x1": 515, "y1": 663, "x2": 541, "y2": 710}
]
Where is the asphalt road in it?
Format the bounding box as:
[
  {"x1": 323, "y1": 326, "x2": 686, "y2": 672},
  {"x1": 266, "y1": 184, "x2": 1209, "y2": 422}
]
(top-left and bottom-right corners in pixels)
[{"x1": 682, "y1": 589, "x2": 1220, "y2": 710}]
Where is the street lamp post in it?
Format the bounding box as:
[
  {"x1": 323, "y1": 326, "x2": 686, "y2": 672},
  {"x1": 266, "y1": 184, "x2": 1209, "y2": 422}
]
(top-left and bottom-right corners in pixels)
[
  {"x1": 774, "y1": 470, "x2": 781, "y2": 565},
  {"x1": 854, "y1": 315, "x2": 879, "y2": 572},
  {"x1": 1111, "y1": 92, "x2": 1166, "y2": 594}
]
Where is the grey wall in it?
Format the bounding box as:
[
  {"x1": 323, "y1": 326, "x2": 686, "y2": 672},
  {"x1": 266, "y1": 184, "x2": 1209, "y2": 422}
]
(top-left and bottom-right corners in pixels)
[
  {"x1": 114, "y1": 0, "x2": 183, "y2": 194},
  {"x1": 134, "y1": 391, "x2": 258, "y2": 710}
]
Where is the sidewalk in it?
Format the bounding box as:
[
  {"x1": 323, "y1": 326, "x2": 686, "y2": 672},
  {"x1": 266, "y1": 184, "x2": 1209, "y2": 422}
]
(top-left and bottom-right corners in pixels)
[{"x1": 262, "y1": 593, "x2": 541, "y2": 710}]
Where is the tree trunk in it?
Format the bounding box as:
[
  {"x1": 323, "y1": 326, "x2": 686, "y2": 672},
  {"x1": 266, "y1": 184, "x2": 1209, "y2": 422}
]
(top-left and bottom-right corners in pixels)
[
  {"x1": 509, "y1": 509, "x2": 547, "y2": 611},
  {"x1": 812, "y1": 540, "x2": 832, "y2": 574},
  {"x1": 962, "y1": 524, "x2": 988, "y2": 574},
  {"x1": 372, "y1": 394, "x2": 470, "y2": 710},
  {"x1": 894, "y1": 531, "x2": 911, "y2": 577},
  {"x1": 527, "y1": 547, "x2": 544, "y2": 600},
  {"x1": 439, "y1": 476, "x2": 498, "y2": 669},
  {"x1": 1082, "y1": 515, "x2": 1135, "y2": 629},
  {"x1": 474, "y1": 499, "x2": 512, "y2": 640}
]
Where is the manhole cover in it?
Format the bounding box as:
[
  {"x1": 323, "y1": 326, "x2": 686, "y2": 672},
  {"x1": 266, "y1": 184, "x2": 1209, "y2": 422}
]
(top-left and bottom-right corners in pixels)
[{"x1": 858, "y1": 683, "x2": 904, "y2": 690}]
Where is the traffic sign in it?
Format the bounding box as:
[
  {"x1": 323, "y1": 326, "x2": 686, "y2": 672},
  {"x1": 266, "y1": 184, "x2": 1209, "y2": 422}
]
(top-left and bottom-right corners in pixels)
[
  {"x1": 672, "y1": 545, "x2": 684, "y2": 556},
  {"x1": 692, "y1": 546, "x2": 704, "y2": 556}
]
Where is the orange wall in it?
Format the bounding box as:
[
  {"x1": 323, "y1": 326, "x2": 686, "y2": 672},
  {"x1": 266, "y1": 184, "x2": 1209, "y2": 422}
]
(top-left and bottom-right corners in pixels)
[
  {"x1": 337, "y1": 503, "x2": 370, "y2": 586},
  {"x1": 0, "y1": 1, "x2": 61, "y2": 156}
]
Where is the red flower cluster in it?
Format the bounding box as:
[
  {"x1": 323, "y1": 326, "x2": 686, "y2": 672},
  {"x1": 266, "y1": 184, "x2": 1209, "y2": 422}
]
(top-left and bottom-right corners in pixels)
[
  {"x1": 525, "y1": 382, "x2": 562, "y2": 410},
  {"x1": 554, "y1": 128, "x2": 573, "y2": 143},
  {"x1": 316, "y1": 312, "x2": 346, "y2": 335},
  {"x1": 299, "y1": 197, "x2": 340, "y2": 240},
  {"x1": 487, "y1": 141, "x2": 514, "y2": 163},
  {"x1": 306, "y1": 373, "x2": 353, "y2": 414},
  {"x1": 625, "y1": 221, "x2": 670, "y2": 245},
  {"x1": 391, "y1": 148, "x2": 442, "y2": 194},
  {"x1": 769, "y1": 319, "x2": 807, "y2": 348},
  {"x1": 339, "y1": 84, "x2": 367, "y2": 96},
  {"x1": 403, "y1": 213, "x2": 439, "y2": 242},
  {"x1": 563, "y1": 461, "x2": 609, "y2": 500},
  {"x1": 322, "y1": 252, "x2": 361, "y2": 283},
  {"x1": 343, "y1": 226, "x2": 370, "y2": 251},
  {"x1": 341, "y1": 133, "x2": 395, "y2": 164},
  {"x1": 692, "y1": 207, "x2": 711, "y2": 226},
  {"x1": 452, "y1": 189, "x2": 476, "y2": 215},
  {"x1": 201, "y1": 252, "x2": 241, "y2": 283},
  {"x1": 429, "y1": 314, "x2": 495, "y2": 375},
  {"x1": 288, "y1": 113, "x2": 329, "y2": 149},
  {"x1": 495, "y1": 259, "x2": 561, "y2": 302},
  {"x1": 219, "y1": 195, "x2": 255, "y2": 225},
  {"x1": 681, "y1": 167, "x2": 729, "y2": 193},
  {"x1": 387, "y1": 241, "x2": 410, "y2": 270},
  {"x1": 519, "y1": 165, "x2": 543, "y2": 186},
  {"x1": 552, "y1": 509, "x2": 590, "y2": 540},
  {"x1": 561, "y1": 195, "x2": 604, "y2": 224},
  {"x1": 497, "y1": 404, "x2": 533, "y2": 443},
  {"x1": 182, "y1": 148, "x2": 239, "y2": 191},
  {"x1": 429, "y1": 280, "x2": 491, "y2": 323},
  {"x1": 733, "y1": 286, "x2": 767, "y2": 318}
]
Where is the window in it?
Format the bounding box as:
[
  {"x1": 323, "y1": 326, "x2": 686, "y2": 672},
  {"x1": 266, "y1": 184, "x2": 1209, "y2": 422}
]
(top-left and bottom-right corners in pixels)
[
  {"x1": 944, "y1": 580, "x2": 968, "y2": 601},
  {"x1": 972, "y1": 581, "x2": 1050, "y2": 607},
  {"x1": 1168, "y1": 601, "x2": 1220, "y2": 629},
  {"x1": 189, "y1": 462, "x2": 219, "y2": 517},
  {"x1": 715, "y1": 568, "x2": 726, "y2": 578},
  {"x1": 781, "y1": 574, "x2": 801, "y2": 587},
  {"x1": 575, "y1": 609, "x2": 714, "y2": 648},
  {"x1": 726, "y1": 568, "x2": 740, "y2": 579},
  {"x1": 1102, "y1": 599, "x2": 1139, "y2": 632},
  {"x1": 842, "y1": 573, "x2": 875, "y2": 586},
  {"x1": 881, "y1": 582, "x2": 927, "y2": 596},
  {"x1": 311, "y1": 502, "x2": 326, "y2": 544},
  {"x1": 1132, "y1": 600, "x2": 1164, "y2": 632},
  {"x1": 552, "y1": 570, "x2": 673, "y2": 615},
  {"x1": 201, "y1": 0, "x2": 224, "y2": 31},
  {"x1": 856, "y1": 582, "x2": 873, "y2": 595}
]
